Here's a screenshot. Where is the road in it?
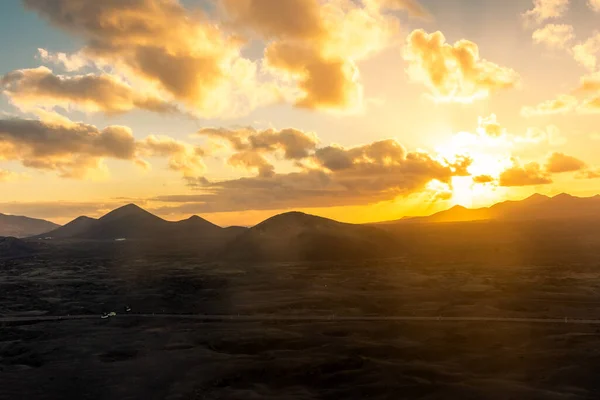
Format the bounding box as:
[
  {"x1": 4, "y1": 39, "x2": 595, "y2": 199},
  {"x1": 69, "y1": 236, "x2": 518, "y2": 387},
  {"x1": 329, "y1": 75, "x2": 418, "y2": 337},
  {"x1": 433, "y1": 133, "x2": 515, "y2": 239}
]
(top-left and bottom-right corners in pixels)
[{"x1": 1, "y1": 313, "x2": 599, "y2": 324}]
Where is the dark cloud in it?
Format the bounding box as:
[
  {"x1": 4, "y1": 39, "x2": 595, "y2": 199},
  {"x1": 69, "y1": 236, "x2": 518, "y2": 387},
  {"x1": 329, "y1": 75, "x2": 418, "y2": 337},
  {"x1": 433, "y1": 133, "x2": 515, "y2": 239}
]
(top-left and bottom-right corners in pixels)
[
  {"x1": 1, "y1": 66, "x2": 177, "y2": 114},
  {"x1": 0, "y1": 116, "x2": 206, "y2": 179},
  {"x1": 153, "y1": 138, "x2": 466, "y2": 214}
]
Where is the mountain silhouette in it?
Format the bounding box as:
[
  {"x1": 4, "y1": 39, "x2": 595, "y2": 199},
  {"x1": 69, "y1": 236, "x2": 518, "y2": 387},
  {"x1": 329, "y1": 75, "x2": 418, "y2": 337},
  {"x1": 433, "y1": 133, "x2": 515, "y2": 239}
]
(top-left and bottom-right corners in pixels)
[
  {"x1": 381, "y1": 193, "x2": 600, "y2": 224},
  {"x1": 0, "y1": 213, "x2": 59, "y2": 238},
  {"x1": 223, "y1": 211, "x2": 397, "y2": 262},
  {"x1": 38, "y1": 204, "x2": 227, "y2": 241}
]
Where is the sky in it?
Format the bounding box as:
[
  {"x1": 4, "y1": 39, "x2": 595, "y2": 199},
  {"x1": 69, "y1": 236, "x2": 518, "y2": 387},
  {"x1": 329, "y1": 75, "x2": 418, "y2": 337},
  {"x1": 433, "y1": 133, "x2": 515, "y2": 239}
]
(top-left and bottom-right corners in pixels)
[{"x1": 1, "y1": 0, "x2": 600, "y2": 226}]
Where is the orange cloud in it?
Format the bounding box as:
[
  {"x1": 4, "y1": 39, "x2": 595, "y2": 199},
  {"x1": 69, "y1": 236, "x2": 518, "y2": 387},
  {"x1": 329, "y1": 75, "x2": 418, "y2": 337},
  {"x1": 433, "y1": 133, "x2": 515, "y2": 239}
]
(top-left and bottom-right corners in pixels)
[
  {"x1": 499, "y1": 162, "x2": 552, "y2": 187},
  {"x1": 137, "y1": 136, "x2": 206, "y2": 177},
  {"x1": 221, "y1": 0, "x2": 413, "y2": 111},
  {"x1": 154, "y1": 138, "x2": 465, "y2": 214},
  {"x1": 532, "y1": 24, "x2": 575, "y2": 49},
  {"x1": 403, "y1": 30, "x2": 520, "y2": 103},
  {"x1": 23, "y1": 0, "x2": 282, "y2": 118},
  {"x1": 545, "y1": 152, "x2": 587, "y2": 173},
  {"x1": 1, "y1": 67, "x2": 177, "y2": 115},
  {"x1": 473, "y1": 174, "x2": 495, "y2": 184}
]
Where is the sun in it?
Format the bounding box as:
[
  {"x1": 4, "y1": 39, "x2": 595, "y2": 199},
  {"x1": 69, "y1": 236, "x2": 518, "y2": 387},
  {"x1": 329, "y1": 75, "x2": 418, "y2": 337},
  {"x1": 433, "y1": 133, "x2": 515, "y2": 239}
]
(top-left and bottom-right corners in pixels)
[{"x1": 434, "y1": 131, "x2": 513, "y2": 208}]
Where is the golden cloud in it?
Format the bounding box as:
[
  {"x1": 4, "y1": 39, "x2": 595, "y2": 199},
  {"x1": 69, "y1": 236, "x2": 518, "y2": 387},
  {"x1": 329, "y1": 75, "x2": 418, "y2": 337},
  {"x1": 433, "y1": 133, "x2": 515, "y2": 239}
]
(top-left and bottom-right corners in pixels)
[
  {"x1": 0, "y1": 117, "x2": 137, "y2": 179},
  {"x1": 499, "y1": 161, "x2": 552, "y2": 187},
  {"x1": 1, "y1": 66, "x2": 177, "y2": 115},
  {"x1": 521, "y1": 94, "x2": 578, "y2": 116},
  {"x1": 0, "y1": 116, "x2": 208, "y2": 179},
  {"x1": 572, "y1": 32, "x2": 600, "y2": 71},
  {"x1": 403, "y1": 30, "x2": 520, "y2": 103},
  {"x1": 137, "y1": 135, "x2": 206, "y2": 177},
  {"x1": 522, "y1": 0, "x2": 570, "y2": 25},
  {"x1": 589, "y1": 0, "x2": 600, "y2": 12},
  {"x1": 221, "y1": 0, "x2": 412, "y2": 111},
  {"x1": 23, "y1": 0, "x2": 282, "y2": 118},
  {"x1": 545, "y1": 152, "x2": 587, "y2": 173},
  {"x1": 473, "y1": 174, "x2": 495, "y2": 184},
  {"x1": 199, "y1": 126, "x2": 320, "y2": 175},
  {"x1": 532, "y1": 24, "x2": 575, "y2": 49}
]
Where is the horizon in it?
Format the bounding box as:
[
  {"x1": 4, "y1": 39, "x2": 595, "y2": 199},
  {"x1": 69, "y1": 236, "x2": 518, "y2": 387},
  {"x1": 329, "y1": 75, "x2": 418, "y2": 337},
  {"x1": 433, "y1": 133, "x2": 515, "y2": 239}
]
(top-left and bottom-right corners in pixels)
[
  {"x1": 2, "y1": 0, "x2": 600, "y2": 226},
  {"x1": 3, "y1": 190, "x2": 600, "y2": 227}
]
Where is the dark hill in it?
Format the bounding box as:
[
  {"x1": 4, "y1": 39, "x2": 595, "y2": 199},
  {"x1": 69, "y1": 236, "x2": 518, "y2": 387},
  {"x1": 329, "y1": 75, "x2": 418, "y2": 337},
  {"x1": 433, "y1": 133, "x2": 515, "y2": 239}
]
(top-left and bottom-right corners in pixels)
[
  {"x1": 38, "y1": 204, "x2": 238, "y2": 245},
  {"x1": 0, "y1": 237, "x2": 38, "y2": 259},
  {"x1": 223, "y1": 212, "x2": 398, "y2": 262},
  {"x1": 0, "y1": 213, "x2": 59, "y2": 238}
]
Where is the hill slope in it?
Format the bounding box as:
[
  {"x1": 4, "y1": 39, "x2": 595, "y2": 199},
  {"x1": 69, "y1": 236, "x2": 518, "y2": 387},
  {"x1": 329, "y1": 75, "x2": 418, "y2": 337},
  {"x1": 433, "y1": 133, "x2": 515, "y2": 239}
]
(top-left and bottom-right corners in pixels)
[
  {"x1": 380, "y1": 193, "x2": 600, "y2": 224},
  {"x1": 223, "y1": 212, "x2": 398, "y2": 262},
  {"x1": 0, "y1": 213, "x2": 59, "y2": 238}
]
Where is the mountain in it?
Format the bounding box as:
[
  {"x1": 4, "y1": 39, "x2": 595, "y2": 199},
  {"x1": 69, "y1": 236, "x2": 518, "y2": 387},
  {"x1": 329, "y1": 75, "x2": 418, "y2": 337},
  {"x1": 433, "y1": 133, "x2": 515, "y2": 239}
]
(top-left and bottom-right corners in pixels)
[
  {"x1": 0, "y1": 213, "x2": 59, "y2": 238},
  {"x1": 0, "y1": 237, "x2": 39, "y2": 259},
  {"x1": 379, "y1": 193, "x2": 600, "y2": 225},
  {"x1": 38, "y1": 204, "x2": 238, "y2": 242},
  {"x1": 223, "y1": 211, "x2": 398, "y2": 262}
]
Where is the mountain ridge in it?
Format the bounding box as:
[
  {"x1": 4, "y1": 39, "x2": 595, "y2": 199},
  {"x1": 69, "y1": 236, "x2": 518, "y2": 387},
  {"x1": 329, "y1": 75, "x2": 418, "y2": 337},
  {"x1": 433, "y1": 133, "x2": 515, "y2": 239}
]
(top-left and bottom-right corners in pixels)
[
  {"x1": 0, "y1": 213, "x2": 60, "y2": 238},
  {"x1": 377, "y1": 193, "x2": 600, "y2": 225}
]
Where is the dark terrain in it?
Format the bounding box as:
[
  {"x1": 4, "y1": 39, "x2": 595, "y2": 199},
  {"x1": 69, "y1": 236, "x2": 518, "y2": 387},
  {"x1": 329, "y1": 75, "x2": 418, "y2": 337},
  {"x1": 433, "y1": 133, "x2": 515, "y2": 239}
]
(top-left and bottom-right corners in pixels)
[{"x1": 4, "y1": 197, "x2": 600, "y2": 399}]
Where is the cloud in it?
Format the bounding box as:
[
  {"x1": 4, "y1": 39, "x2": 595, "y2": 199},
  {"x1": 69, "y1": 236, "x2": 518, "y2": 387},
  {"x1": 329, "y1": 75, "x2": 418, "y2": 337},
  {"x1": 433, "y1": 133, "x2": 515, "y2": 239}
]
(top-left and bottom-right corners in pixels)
[
  {"x1": 499, "y1": 161, "x2": 552, "y2": 187},
  {"x1": 477, "y1": 114, "x2": 505, "y2": 137},
  {"x1": 403, "y1": 29, "x2": 520, "y2": 103},
  {"x1": 153, "y1": 138, "x2": 466, "y2": 214},
  {"x1": 522, "y1": 0, "x2": 570, "y2": 25},
  {"x1": 577, "y1": 72, "x2": 600, "y2": 92},
  {"x1": 1, "y1": 66, "x2": 178, "y2": 115},
  {"x1": 221, "y1": 0, "x2": 413, "y2": 111},
  {"x1": 576, "y1": 168, "x2": 600, "y2": 179},
  {"x1": 589, "y1": 0, "x2": 600, "y2": 12},
  {"x1": 0, "y1": 117, "x2": 137, "y2": 178},
  {"x1": 364, "y1": 0, "x2": 431, "y2": 18},
  {"x1": 23, "y1": 0, "x2": 282, "y2": 118},
  {"x1": 137, "y1": 135, "x2": 206, "y2": 177},
  {"x1": 572, "y1": 32, "x2": 600, "y2": 71},
  {"x1": 473, "y1": 174, "x2": 495, "y2": 184},
  {"x1": 0, "y1": 116, "x2": 207, "y2": 179},
  {"x1": 532, "y1": 24, "x2": 575, "y2": 49},
  {"x1": 545, "y1": 152, "x2": 587, "y2": 173},
  {"x1": 0, "y1": 169, "x2": 24, "y2": 182},
  {"x1": 199, "y1": 126, "x2": 319, "y2": 175},
  {"x1": 37, "y1": 48, "x2": 89, "y2": 72},
  {"x1": 521, "y1": 94, "x2": 578, "y2": 116},
  {"x1": 578, "y1": 95, "x2": 600, "y2": 113},
  {"x1": 519, "y1": 125, "x2": 567, "y2": 146}
]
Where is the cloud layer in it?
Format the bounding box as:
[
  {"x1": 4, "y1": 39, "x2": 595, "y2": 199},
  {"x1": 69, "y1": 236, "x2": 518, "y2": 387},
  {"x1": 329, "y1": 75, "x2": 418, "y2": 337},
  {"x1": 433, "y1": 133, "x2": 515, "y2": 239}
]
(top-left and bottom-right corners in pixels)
[{"x1": 403, "y1": 30, "x2": 520, "y2": 103}]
